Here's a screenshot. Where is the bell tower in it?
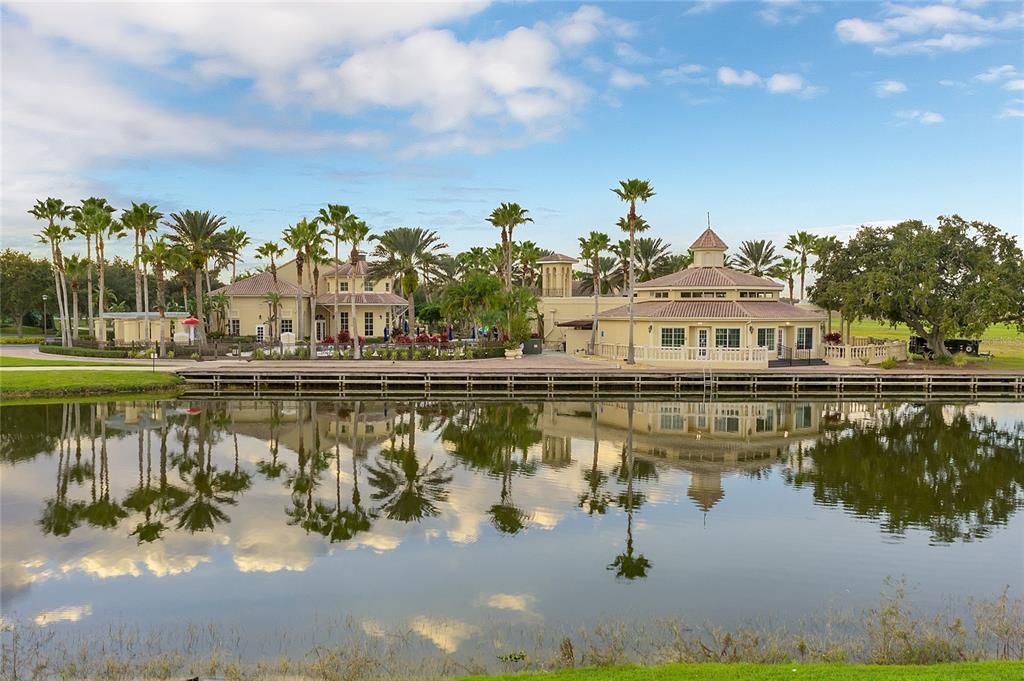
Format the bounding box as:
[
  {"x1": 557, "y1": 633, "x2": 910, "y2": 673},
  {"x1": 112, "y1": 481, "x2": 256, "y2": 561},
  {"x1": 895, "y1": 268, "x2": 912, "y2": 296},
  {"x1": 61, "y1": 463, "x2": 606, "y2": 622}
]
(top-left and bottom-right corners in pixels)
[{"x1": 688, "y1": 228, "x2": 728, "y2": 268}]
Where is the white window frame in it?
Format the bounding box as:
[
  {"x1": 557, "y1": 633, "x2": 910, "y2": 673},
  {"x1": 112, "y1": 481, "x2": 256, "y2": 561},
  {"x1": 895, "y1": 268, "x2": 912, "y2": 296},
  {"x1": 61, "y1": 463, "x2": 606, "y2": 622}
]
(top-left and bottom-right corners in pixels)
[
  {"x1": 280, "y1": 319, "x2": 293, "y2": 334},
  {"x1": 715, "y1": 327, "x2": 741, "y2": 348},
  {"x1": 797, "y1": 327, "x2": 814, "y2": 350},
  {"x1": 364, "y1": 311, "x2": 374, "y2": 337},
  {"x1": 228, "y1": 319, "x2": 240, "y2": 336},
  {"x1": 338, "y1": 311, "x2": 349, "y2": 332},
  {"x1": 660, "y1": 327, "x2": 685, "y2": 347},
  {"x1": 756, "y1": 327, "x2": 775, "y2": 349},
  {"x1": 255, "y1": 324, "x2": 265, "y2": 342}
]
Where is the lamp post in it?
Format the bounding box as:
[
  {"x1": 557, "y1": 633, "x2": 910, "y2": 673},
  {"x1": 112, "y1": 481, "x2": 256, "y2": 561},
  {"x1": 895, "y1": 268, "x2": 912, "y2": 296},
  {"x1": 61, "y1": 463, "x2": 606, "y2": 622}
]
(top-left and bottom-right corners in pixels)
[{"x1": 42, "y1": 294, "x2": 49, "y2": 338}]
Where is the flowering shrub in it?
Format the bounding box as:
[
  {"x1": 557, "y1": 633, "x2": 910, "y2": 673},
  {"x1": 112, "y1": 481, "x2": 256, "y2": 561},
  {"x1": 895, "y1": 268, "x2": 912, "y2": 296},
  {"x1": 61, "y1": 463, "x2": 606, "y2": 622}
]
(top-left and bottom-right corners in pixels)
[{"x1": 824, "y1": 332, "x2": 843, "y2": 345}]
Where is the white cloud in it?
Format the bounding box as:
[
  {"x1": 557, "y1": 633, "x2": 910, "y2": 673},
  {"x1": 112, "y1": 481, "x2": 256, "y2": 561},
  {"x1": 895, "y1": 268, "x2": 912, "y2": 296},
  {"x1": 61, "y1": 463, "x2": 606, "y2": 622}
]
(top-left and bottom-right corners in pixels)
[
  {"x1": 766, "y1": 73, "x2": 805, "y2": 94},
  {"x1": 975, "y1": 65, "x2": 1019, "y2": 82},
  {"x1": 718, "y1": 66, "x2": 762, "y2": 87},
  {"x1": 553, "y1": 5, "x2": 636, "y2": 46},
  {"x1": 719, "y1": 67, "x2": 822, "y2": 97},
  {"x1": 998, "y1": 107, "x2": 1024, "y2": 118},
  {"x1": 874, "y1": 80, "x2": 908, "y2": 97},
  {"x1": 609, "y1": 67, "x2": 648, "y2": 89},
  {"x1": 33, "y1": 605, "x2": 92, "y2": 627},
  {"x1": 759, "y1": 0, "x2": 819, "y2": 26},
  {"x1": 896, "y1": 110, "x2": 945, "y2": 124},
  {"x1": 835, "y1": 2, "x2": 1020, "y2": 55},
  {"x1": 659, "y1": 63, "x2": 706, "y2": 84},
  {"x1": 875, "y1": 33, "x2": 989, "y2": 55},
  {"x1": 835, "y1": 18, "x2": 896, "y2": 44},
  {"x1": 938, "y1": 79, "x2": 967, "y2": 88},
  {"x1": 1004, "y1": 79, "x2": 1024, "y2": 91},
  {"x1": 614, "y1": 42, "x2": 650, "y2": 64}
]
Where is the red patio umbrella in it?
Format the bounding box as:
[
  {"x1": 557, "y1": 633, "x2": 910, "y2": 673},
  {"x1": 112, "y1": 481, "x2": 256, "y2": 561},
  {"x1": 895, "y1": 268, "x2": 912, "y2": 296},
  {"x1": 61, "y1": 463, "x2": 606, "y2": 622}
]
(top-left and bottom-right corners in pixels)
[{"x1": 181, "y1": 316, "x2": 200, "y2": 326}]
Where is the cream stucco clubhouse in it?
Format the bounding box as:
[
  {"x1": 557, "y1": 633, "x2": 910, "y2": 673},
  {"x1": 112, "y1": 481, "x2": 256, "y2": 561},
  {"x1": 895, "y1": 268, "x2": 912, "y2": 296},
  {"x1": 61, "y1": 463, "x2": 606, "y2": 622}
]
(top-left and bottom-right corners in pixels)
[{"x1": 538, "y1": 228, "x2": 827, "y2": 368}]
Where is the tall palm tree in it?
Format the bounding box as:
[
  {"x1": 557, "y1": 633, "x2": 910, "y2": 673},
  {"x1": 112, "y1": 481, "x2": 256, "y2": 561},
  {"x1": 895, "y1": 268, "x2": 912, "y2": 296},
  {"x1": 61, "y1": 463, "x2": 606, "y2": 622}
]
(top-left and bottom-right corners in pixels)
[
  {"x1": 773, "y1": 257, "x2": 800, "y2": 302},
  {"x1": 31, "y1": 198, "x2": 73, "y2": 346},
  {"x1": 455, "y1": 246, "x2": 490, "y2": 276},
  {"x1": 785, "y1": 230, "x2": 818, "y2": 301},
  {"x1": 612, "y1": 178, "x2": 656, "y2": 365},
  {"x1": 633, "y1": 236, "x2": 671, "y2": 282},
  {"x1": 165, "y1": 210, "x2": 229, "y2": 346},
  {"x1": 578, "y1": 231, "x2": 611, "y2": 352},
  {"x1": 733, "y1": 239, "x2": 781, "y2": 277},
  {"x1": 314, "y1": 204, "x2": 357, "y2": 352},
  {"x1": 487, "y1": 203, "x2": 533, "y2": 289},
  {"x1": 141, "y1": 237, "x2": 174, "y2": 357},
  {"x1": 70, "y1": 207, "x2": 96, "y2": 339},
  {"x1": 76, "y1": 198, "x2": 121, "y2": 347},
  {"x1": 254, "y1": 241, "x2": 286, "y2": 284},
  {"x1": 122, "y1": 202, "x2": 163, "y2": 313},
  {"x1": 342, "y1": 219, "x2": 372, "y2": 357},
  {"x1": 307, "y1": 240, "x2": 329, "y2": 355},
  {"x1": 282, "y1": 220, "x2": 316, "y2": 344},
  {"x1": 658, "y1": 252, "x2": 693, "y2": 276},
  {"x1": 63, "y1": 254, "x2": 89, "y2": 341},
  {"x1": 515, "y1": 240, "x2": 545, "y2": 288},
  {"x1": 264, "y1": 291, "x2": 282, "y2": 344},
  {"x1": 369, "y1": 227, "x2": 447, "y2": 331},
  {"x1": 223, "y1": 226, "x2": 251, "y2": 284}
]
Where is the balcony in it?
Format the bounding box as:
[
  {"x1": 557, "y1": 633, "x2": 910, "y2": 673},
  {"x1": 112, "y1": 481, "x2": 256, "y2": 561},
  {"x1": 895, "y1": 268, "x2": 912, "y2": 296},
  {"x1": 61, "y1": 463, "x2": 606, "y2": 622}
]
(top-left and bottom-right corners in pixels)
[{"x1": 592, "y1": 343, "x2": 769, "y2": 367}]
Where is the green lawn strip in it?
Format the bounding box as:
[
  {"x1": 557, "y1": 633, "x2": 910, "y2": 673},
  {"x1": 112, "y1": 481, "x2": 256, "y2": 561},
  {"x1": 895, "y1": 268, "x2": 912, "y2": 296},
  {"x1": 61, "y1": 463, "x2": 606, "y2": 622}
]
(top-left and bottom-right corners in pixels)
[
  {"x1": 0, "y1": 356, "x2": 135, "y2": 367},
  {"x1": 0, "y1": 370, "x2": 182, "y2": 399},
  {"x1": 448, "y1": 661, "x2": 1021, "y2": 681}
]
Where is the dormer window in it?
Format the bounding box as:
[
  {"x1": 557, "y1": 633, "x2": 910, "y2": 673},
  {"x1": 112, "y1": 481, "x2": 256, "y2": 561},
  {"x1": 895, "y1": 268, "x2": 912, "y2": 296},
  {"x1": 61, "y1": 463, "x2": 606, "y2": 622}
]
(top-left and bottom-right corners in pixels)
[
  {"x1": 338, "y1": 282, "x2": 349, "y2": 292},
  {"x1": 654, "y1": 291, "x2": 669, "y2": 299}
]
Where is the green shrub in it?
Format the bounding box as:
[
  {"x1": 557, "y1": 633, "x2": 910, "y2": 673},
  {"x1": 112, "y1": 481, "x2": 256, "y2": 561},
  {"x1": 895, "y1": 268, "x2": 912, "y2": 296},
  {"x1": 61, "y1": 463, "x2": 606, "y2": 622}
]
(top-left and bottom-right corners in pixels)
[
  {"x1": 166, "y1": 350, "x2": 175, "y2": 359},
  {"x1": 1, "y1": 336, "x2": 45, "y2": 344},
  {"x1": 253, "y1": 349, "x2": 266, "y2": 360},
  {"x1": 935, "y1": 354, "x2": 954, "y2": 366},
  {"x1": 952, "y1": 352, "x2": 969, "y2": 368},
  {"x1": 879, "y1": 357, "x2": 897, "y2": 370},
  {"x1": 38, "y1": 344, "x2": 130, "y2": 358},
  {"x1": 190, "y1": 352, "x2": 200, "y2": 361}
]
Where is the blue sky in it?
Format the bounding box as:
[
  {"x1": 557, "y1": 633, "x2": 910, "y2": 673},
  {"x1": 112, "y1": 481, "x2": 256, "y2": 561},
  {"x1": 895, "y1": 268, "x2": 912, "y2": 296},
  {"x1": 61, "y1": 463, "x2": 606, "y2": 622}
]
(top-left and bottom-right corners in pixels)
[{"x1": 3, "y1": 1, "x2": 1022, "y2": 267}]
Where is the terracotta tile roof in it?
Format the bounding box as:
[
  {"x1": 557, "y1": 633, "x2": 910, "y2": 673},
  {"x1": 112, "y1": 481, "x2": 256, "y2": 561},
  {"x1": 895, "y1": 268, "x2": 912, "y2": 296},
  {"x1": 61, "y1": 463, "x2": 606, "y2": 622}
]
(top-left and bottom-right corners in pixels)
[
  {"x1": 598, "y1": 300, "x2": 825, "y2": 320},
  {"x1": 537, "y1": 253, "x2": 579, "y2": 263},
  {"x1": 689, "y1": 228, "x2": 728, "y2": 250},
  {"x1": 327, "y1": 260, "x2": 370, "y2": 277},
  {"x1": 215, "y1": 271, "x2": 307, "y2": 297},
  {"x1": 317, "y1": 292, "x2": 408, "y2": 305},
  {"x1": 637, "y1": 266, "x2": 782, "y2": 289}
]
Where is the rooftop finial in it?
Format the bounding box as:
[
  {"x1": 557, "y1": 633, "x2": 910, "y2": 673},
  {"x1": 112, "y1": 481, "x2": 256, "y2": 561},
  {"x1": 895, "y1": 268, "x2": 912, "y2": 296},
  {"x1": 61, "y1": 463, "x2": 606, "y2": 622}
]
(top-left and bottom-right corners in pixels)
[{"x1": 707, "y1": 211, "x2": 711, "y2": 229}]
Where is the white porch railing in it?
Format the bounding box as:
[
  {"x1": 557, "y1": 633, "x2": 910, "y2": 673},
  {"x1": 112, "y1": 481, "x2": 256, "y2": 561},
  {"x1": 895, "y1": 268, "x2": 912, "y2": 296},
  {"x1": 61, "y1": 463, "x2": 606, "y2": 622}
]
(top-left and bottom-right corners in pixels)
[
  {"x1": 594, "y1": 343, "x2": 769, "y2": 364},
  {"x1": 824, "y1": 340, "x2": 907, "y2": 366}
]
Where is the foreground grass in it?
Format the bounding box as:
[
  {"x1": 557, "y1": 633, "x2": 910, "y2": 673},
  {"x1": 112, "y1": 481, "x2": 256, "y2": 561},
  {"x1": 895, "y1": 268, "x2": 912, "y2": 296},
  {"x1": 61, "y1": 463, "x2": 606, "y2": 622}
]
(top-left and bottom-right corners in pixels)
[
  {"x1": 451, "y1": 661, "x2": 1020, "y2": 681},
  {"x1": 0, "y1": 355, "x2": 132, "y2": 367},
  {"x1": 0, "y1": 369, "x2": 181, "y2": 398}
]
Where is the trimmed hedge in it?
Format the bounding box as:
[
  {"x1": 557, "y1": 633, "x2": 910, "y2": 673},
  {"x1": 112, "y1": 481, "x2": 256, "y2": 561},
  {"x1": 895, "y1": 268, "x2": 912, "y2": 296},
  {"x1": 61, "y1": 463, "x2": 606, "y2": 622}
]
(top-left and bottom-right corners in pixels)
[
  {"x1": 1, "y1": 336, "x2": 45, "y2": 344},
  {"x1": 39, "y1": 344, "x2": 131, "y2": 358}
]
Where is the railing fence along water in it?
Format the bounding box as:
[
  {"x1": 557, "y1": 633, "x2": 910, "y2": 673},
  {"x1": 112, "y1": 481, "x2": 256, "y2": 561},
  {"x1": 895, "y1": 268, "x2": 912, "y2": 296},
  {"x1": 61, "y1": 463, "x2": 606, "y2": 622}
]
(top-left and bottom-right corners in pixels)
[
  {"x1": 593, "y1": 343, "x2": 769, "y2": 364},
  {"x1": 823, "y1": 340, "x2": 908, "y2": 366}
]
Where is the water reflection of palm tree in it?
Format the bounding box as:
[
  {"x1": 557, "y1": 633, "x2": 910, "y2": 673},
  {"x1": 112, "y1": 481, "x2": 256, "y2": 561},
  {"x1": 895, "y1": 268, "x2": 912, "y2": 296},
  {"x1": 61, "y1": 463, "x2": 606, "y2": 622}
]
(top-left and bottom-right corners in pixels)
[
  {"x1": 39, "y1": 405, "x2": 84, "y2": 537},
  {"x1": 579, "y1": 403, "x2": 612, "y2": 515},
  {"x1": 608, "y1": 403, "x2": 652, "y2": 580},
  {"x1": 125, "y1": 424, "x2": 164, "y2": 543},
  {"x1": 367, "y1": 404, "x2": 453, "y2": 522},
  {"x1": 173, "y1": 408, "x2": 236, "y2": 533},
  {"x1": 286, "y1": 402, "x2": 330, "y2": 529},
  {"x1": 83, "y1": 414, "x2": 128, "y2": 529},
  {"x1": 312, "y1": 404, "x2": 372, "y2": 542},
  {"x1": 257, "y1": 402, "x2": 288, "y2": 479}
]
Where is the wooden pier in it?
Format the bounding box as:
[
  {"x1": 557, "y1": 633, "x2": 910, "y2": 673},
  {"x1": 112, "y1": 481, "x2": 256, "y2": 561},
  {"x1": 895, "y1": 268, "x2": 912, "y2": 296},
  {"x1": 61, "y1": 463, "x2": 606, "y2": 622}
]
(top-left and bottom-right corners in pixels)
[{"x1": 177, "y1": 368, "x2": 1024, "y2": 400}]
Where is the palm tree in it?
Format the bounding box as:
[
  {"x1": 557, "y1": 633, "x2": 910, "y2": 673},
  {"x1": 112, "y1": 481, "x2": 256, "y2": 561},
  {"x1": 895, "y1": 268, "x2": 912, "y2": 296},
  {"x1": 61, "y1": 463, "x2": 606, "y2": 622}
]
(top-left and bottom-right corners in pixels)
[
  {"x1": 342, "y1": 219, "x2": 371, "y2": 356},
  {"x1": 31, "y1": 198, "x2": 73, "y2": 346},
  {"x1": 633, "y1": 237, "x2": 671, "y2": 282},
  {"x1": 141, "y1": 237, "x2": 175, "y2": 357},
  {"x1": 369, "y1": 227, "x2": 447, "y2": 331},
  {"x1": 658, "y1": 252, "x2": 693, "y2": 276},
  {"x1": 75, "y1": 198, "x2": 121, "y2": 347},
  {"x1": 209, "y1": 292, "x2": 230, "y2": 334},
  {"x1": 578, "y1": 231, "x2": 611, "y2": 353},
  {"x1": 165, "y1": 210, "x2": 229, "y2": 347},
  {"x1": 69, "y1": 207, "x2": 96, "y2": 339},
  {"x1": 282, "y1": 220, "x2": 316, "y2": 344},
  {"x1": 264, "y1": 291, "x2": 282, "y2": 344},
  {"x1": 254, "y1": 241, "x2": 286, "y2": 284},
  {"x1": 307, "y1": 239, "x2": 329, "y2": 355},
  {"x1": 773, "y1": 257, "x2": 800, "y2": 302},
  {"x1": 612, "y1": 178, "x2": 656, "y2": 365},
  {"x1": 314, "y1": 204, "x2": 356, "y2": 352},
  {"x1": 122, "y1": 202, "x2": 163, "y2": 317},
  {"x1": 487, "y1": 203, "x2": 533, "y2": 289},
  {"x1": 223, "y1": 226, "x2": 251, "y2": 284},
  {"x1": 515, "y1": 240, "x2": 545, "y2": 288},
  {"x1": 63, "y1": 254, "x2": 89, "y2": 341},
  {"x1": 733, "y1": 239, "x2": 781, "y2": 277},
  {"x1": 785, "y1": 230, "x2": 818, "y2": 301}
]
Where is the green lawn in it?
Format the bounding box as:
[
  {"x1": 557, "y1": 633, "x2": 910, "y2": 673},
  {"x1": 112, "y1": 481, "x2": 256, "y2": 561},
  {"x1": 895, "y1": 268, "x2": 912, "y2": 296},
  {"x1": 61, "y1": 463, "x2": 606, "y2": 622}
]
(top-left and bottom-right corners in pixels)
[
  {"x1": 0, "y1": 356, "x2": 132, "y2": 367},
  {"x1": 452, "y1": 661, "x2": 1020, "y2": 681},
  {"x1": 0, "y1": 370, "x2": 181, "y2": 399},
  {"x1": 0, "y1": 324, "x2": 44, "y2": 336},
  {"x1": 835, "y1": 316, "x2": 1024, "y2": 370}
]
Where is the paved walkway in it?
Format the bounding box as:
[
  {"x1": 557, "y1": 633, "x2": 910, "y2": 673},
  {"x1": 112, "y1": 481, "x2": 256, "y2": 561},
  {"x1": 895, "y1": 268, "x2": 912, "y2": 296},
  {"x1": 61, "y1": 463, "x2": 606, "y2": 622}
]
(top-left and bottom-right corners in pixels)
[{"x1": 3, "y1": 344, "x2": 1020, "y2": 376}]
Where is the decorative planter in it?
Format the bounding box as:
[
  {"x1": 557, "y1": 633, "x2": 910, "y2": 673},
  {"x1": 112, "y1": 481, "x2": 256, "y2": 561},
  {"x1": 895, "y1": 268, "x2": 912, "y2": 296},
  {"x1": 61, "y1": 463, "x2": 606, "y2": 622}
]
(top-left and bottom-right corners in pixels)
[{"x1": 505, "y1": 349, "x2": 517, "y2": 360}]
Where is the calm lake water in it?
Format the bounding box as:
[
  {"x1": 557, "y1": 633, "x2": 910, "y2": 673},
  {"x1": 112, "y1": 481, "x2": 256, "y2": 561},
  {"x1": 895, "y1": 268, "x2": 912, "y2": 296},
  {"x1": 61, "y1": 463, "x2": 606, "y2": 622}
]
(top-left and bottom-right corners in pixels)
[{"x1": 1, "y1": 398, "x2": 1022, "y2": 660}]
